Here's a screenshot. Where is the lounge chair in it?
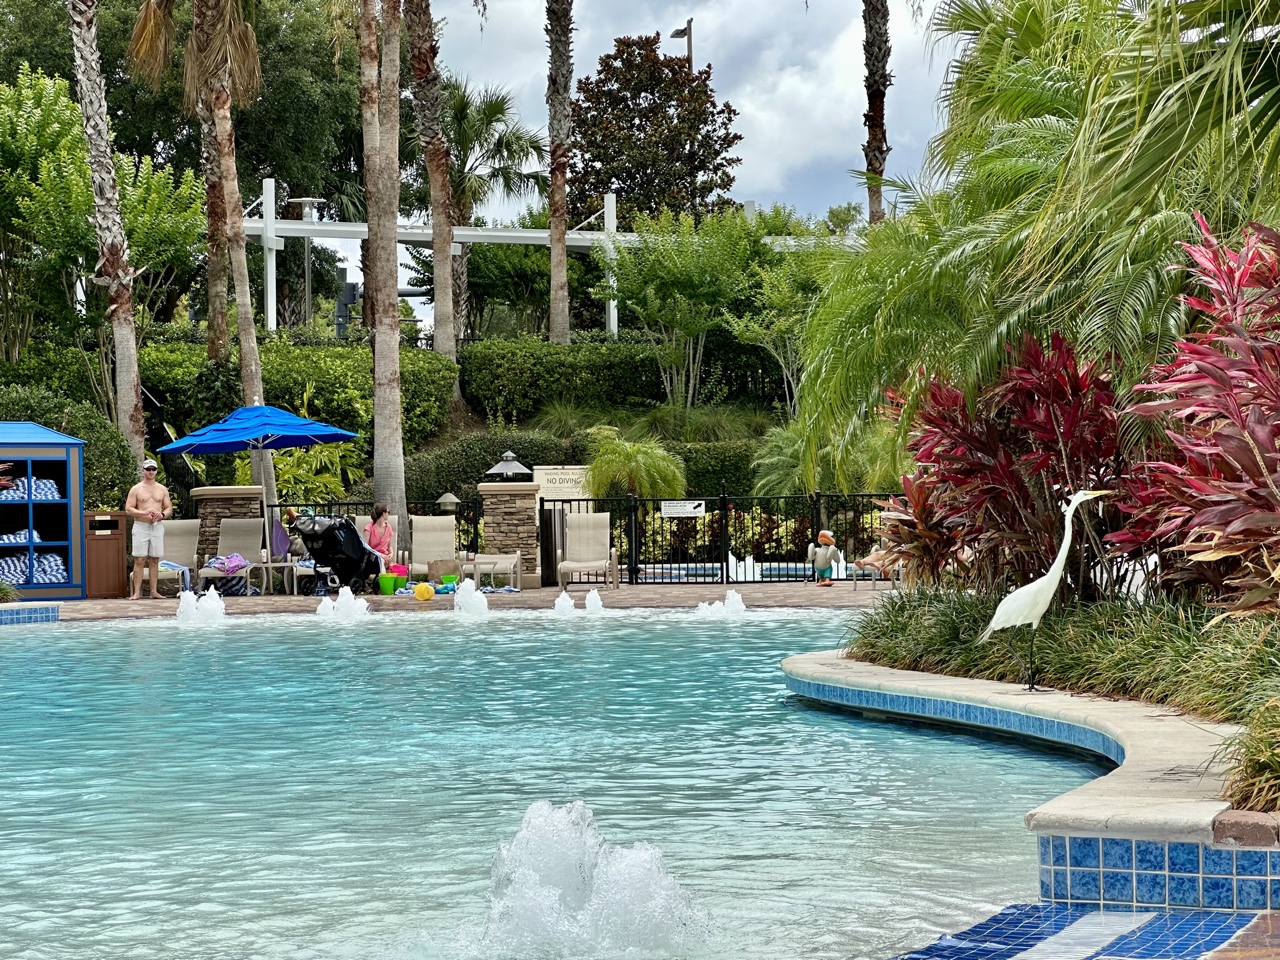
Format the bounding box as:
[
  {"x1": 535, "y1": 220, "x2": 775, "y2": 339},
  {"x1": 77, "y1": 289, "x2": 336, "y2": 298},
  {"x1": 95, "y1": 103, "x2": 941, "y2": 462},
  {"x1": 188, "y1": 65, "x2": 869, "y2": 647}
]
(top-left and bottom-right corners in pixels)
[
  {"x1": 557, "y1": 512, "x2": 619, "y2": 590},
  {"x1": 460, "y1": 552, "x2": 522, "y2": 589},
  {"x1": 408, "y1": 515, "x2": 457, "y2": 579},
  {"x1": 156, "y1": 518, "x2": 200, "y2": 592},
  {"x1": 197, "y1": 517, "x2": 266, "y2": 593}
]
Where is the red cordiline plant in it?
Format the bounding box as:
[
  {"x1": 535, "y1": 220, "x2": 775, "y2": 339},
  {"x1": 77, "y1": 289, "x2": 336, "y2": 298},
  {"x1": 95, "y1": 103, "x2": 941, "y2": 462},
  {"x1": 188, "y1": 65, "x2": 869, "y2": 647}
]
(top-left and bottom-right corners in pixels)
[
  {"x1": 864, "y1": 334, "x2": 1127, "y2": 596},
  {"x1": 1107, "y1": 218, "x2": 1280, "y2": 614}
]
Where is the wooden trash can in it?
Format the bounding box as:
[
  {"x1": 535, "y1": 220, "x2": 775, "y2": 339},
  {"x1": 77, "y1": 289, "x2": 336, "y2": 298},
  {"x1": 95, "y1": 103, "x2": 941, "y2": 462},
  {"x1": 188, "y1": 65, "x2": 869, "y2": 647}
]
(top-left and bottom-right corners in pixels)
[{"x1": 85, "y1": 511, "x2": 128, "y2": 599}]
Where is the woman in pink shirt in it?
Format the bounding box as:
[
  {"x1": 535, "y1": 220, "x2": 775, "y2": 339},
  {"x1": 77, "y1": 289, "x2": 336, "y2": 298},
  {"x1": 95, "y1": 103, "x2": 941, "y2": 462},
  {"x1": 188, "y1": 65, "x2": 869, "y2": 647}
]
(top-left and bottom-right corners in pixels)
[{"x1": 364, "y1": 503, "x2": 395, "y2": 572}]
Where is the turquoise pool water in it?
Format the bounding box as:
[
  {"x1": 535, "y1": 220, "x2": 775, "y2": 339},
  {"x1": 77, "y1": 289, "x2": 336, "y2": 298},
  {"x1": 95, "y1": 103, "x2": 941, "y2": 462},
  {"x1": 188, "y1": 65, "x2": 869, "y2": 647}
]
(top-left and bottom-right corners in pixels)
[{"x1": 0, "y1": 609, "x2": 1103, "y2": 960}]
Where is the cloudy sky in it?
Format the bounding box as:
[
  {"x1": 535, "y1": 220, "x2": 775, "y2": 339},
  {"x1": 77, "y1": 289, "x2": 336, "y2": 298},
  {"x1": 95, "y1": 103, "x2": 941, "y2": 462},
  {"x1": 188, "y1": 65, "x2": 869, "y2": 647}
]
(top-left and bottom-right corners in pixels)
[
  {"x1": 445, "y1": 0, "x2": 947, "y2": 221},
  {"x1": 331, "y1": 0, "x2": 950, "y2": 309}
]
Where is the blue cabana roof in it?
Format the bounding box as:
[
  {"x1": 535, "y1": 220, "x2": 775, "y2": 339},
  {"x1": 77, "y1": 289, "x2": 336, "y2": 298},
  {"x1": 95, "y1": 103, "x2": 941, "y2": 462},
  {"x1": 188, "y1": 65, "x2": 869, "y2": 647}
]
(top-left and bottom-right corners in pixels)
[
  {"x1": 0, "y1": 422, "x2": 85, "y2": 446},
  {"x1": 156, "y1": 405, "x2": 358, "y2": 455}
]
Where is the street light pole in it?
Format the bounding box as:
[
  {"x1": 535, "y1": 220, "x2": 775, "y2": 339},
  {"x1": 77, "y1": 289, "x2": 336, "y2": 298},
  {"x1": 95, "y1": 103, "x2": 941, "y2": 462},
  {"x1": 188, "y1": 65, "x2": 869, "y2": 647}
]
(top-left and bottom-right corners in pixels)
[
  {"x1": 287, "y1": 197, "x2": 324, "y2": 325},
  {"x1": 670, "y1": 17, "x2": 693, "y2": 72}
]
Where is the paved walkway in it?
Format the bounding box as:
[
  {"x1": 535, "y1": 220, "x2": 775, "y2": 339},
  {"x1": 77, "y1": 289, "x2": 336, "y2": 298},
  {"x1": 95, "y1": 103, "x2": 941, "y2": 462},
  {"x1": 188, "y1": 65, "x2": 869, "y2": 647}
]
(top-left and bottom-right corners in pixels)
[{"x1": 60, "y1": 580, "x2": 893, "y2": 621}]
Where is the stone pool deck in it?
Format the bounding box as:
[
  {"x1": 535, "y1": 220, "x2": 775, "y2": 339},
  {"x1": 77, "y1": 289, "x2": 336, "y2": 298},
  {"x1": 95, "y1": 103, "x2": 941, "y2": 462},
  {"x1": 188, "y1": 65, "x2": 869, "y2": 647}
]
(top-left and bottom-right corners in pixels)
[{"x1": 56, "y1": 580, "x2": 891, "y2": 621}]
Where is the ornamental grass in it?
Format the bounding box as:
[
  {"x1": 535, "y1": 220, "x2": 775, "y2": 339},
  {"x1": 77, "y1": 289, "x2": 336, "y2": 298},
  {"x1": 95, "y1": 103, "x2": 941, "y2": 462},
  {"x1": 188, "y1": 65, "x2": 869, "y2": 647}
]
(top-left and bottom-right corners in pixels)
[{"x1": 845, "y1": 590, "x2": 1280, "y2": 811}]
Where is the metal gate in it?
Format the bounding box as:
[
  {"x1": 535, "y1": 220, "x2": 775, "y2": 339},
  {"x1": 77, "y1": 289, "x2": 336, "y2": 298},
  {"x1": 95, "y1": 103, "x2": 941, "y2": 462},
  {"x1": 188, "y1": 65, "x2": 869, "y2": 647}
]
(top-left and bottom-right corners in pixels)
[{"x1": 539, "y1": 492, "x2": 889, "y2": 587}]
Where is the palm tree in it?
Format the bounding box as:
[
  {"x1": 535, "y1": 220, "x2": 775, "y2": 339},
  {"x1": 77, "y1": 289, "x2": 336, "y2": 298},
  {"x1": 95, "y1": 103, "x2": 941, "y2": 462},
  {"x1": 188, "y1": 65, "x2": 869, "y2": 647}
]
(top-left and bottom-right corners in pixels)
[
  {"x1": 545, "y1": 0, "x2": 573, "y2": 344},
  {"x1": 863, "y1": 0, "x2": 891, "y2": 223},
  {"x1": 356, "y1": 0, "x2": 407, "y2": 516},
  {"x1": 129, "y1": 0, "x2": 274, "y2": 503},
  {"x1": 585, "y1": 433, "x2": 685, "y2": 499},
  {"x1": 405, "y1": 0, "x2": 457, "y2": 368},
  {"x1": 438, "y1": 79, "x2": 547, "y2": 337},
  {"x1": 65, "y1": 0, "x2": 145, "y2": 462},
  {"x1": 197, "y1": 98, "x2": 229, "y2": 362}
]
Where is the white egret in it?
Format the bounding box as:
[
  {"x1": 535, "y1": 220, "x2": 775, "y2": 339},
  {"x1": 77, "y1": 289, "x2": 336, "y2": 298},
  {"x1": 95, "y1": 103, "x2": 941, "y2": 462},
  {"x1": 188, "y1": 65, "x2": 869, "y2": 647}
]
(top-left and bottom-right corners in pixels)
[{"x1": 979, "y1": 489, "x2": 1112, "y2": 687}]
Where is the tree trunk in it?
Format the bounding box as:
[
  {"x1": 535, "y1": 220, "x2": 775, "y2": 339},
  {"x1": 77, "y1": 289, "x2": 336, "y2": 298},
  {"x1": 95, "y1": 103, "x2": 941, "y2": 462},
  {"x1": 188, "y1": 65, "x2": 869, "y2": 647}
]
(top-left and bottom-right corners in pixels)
[
  {"x1": 451, "y1": 242, "x2": 471, "y2": 339},
  {"x1": 545, "y1": 0, "x2": 573, "y2": 344},
  {"x1": 405, "y1": 0, "x2": 456, "y2": 367},
  {"x1": 197, "y1": 97, "x2": 230, "y2": 362},
  {"x1": 360, "y1": 0, "x2": 408, "y2": 517},
  {"x1": 66, "y1": 0, "x2": 145, "y2": 463},
  {"x1": 209, "y1": 75, "x2": 276, "y2": 506},
  {"x1": 862, "y1": 0, "x2": 892, "y2": 224}
]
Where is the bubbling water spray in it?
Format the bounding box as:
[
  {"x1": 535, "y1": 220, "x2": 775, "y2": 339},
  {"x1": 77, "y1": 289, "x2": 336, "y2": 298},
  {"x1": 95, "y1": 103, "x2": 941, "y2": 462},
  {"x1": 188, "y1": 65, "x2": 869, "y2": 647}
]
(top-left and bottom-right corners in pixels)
[
  {"x1": 482, "y1": 800, "x2": 708, "y2": 957},
  {"x1": 316, "y1": 586, "x2": 369, "y2": 621},
  {"x1": 454, "y1": 578, "x2": 489, "y2": 616},
  {"x1": 693, "y1": 589, "x2": 746, "y2": 618},
  {"x1": 174, "y1": 587, "x2": 225, "y2": 624},
  {"x1": 584, "y1": 589, "x2": 604, "y2": 615},
  {"x1": 553, "y1": 591, "x2": 576, "y2": 616}
]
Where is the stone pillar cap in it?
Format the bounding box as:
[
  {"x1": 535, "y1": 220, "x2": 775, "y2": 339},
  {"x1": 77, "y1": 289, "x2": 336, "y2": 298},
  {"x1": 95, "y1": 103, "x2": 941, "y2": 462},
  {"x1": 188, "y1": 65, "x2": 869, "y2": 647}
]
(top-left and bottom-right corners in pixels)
[
  {"x1": 190, "y1": 485, "x2": 264, "y2": 499},
  {"x1": 477, "y1": 482, "x2": 540, "y2": 495}
]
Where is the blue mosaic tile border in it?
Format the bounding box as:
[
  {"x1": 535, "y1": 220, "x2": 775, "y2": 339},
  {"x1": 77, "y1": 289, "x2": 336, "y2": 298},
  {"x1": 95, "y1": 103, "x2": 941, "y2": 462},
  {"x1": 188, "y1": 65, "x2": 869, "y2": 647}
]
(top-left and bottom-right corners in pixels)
[
  {"x1": 0, "y1": 602, "x2": 60, "y2": 626},
  {"x1": 1039, "y1": 835, "x2": 1280, "y2": 911},
  {"x1": 783, "y1": 674, "x2": 1126, "y2": 764}
]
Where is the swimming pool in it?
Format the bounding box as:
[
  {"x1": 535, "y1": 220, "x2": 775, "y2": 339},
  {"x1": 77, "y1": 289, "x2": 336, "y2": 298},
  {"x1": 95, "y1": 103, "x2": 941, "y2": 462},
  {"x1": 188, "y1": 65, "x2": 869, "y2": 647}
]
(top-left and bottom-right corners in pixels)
[{"x1": 0, "y1": 609, "x2": 1103, "y2": 959}]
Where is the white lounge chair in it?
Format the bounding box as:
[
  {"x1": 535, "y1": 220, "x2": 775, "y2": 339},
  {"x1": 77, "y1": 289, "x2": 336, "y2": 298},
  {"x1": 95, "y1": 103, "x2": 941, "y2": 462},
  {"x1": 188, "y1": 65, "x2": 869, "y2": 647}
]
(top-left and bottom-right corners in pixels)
[
  {"x1": 408, "y1": 515, "x2": 457, "y2": 579},
  {"x1": 197, "y1": 517, "x2": 266, "y2": 593},
  {"x1": 557, "y1": 512, "x2": 619, "y2": 590},
  {"x1": 157, "y1": 518, "x2": 200, "y2": 592}
]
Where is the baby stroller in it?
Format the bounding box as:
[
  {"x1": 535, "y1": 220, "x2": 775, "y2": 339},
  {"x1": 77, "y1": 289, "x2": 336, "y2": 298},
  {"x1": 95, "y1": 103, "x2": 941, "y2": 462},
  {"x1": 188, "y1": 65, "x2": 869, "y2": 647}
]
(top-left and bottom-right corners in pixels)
[{"x1": 291, "y1": 515, "x2": 381, "y2": 592}]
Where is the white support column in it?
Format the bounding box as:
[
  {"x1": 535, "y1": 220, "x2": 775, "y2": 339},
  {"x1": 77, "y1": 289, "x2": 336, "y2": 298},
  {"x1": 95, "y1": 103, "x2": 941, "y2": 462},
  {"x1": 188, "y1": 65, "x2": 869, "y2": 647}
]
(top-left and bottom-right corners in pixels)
[
  {"x1": 262, "y1": 178, "x2": 278, "y2": 331},
  {"x1": 604, "y1": 192, "x2": 618, "y2": 337}
]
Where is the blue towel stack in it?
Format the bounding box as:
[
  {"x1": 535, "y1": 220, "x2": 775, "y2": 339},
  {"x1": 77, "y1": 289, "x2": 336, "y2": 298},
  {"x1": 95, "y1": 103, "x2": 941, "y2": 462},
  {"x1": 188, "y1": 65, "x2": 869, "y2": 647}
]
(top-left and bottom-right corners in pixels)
[
  {"x1": 0, "y1": 478, "x2": 61, "y2": 501},
  {"x1": 0, "y1": 550, "x2": 67, "y2": 585},
  {"x1": 0, "y1": 530, "x2": 40, "y2": 544}
]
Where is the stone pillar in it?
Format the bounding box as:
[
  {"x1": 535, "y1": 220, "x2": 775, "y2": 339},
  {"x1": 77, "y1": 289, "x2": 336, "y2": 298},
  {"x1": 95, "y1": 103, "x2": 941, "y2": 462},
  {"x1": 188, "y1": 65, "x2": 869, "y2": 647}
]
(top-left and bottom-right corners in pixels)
[
  {"x1": 190, "y1": 485, "x2": 264, "y2": 562},
  {"x1": 477, "y1": 481, "x2": 540, "y2": 588}
]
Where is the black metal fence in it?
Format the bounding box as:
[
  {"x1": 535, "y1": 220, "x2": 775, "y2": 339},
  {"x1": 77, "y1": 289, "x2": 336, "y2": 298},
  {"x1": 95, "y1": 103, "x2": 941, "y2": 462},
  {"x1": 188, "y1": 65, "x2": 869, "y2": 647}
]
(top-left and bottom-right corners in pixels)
[
  {"x1": 539, "y1": 492, "x2": 892, "y2": 587},
  {"x1": 271, "y1": 498, "x2": 482, "y2": 555}
]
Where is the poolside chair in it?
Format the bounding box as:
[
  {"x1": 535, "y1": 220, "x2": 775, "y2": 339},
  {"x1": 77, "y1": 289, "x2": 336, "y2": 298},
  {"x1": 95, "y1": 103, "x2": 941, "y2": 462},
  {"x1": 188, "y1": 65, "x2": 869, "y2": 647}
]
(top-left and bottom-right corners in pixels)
[
  {"x1": 557, "y1": 512, "x2": 619, "y2": 590},
  {"x1": 156, "y1": 518, "x2": 200, "y2": 593},
  {"x1": 197, "y1": 517, "x2": 266, "y2": 593},
  {"x1": 408, "y1": 515, "x2": 457, "y2": 579}
]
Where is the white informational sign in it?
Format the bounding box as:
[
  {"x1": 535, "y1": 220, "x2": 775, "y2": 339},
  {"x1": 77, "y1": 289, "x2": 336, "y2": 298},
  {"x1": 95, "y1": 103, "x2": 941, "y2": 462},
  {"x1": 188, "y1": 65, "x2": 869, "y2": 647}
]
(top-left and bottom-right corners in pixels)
[
  {"x1": 533, "y1": 465, "x2": 589, "y2": 500},
  {"x1": 660, "y1": 500, "x2": 706, "y2": 518}
]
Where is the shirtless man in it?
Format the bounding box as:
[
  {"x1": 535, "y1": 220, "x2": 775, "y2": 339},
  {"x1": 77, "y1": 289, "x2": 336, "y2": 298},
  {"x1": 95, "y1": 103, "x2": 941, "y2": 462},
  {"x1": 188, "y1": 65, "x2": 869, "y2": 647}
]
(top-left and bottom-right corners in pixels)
[{"x1": 125, "y1": 459, "x2": 173, "y2": 599}]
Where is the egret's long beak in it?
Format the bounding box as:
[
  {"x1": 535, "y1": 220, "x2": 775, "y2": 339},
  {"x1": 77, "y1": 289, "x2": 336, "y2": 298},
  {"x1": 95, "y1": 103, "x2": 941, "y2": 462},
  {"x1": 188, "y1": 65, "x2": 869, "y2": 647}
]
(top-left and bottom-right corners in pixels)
[{"x1": 1082, "y1": 490, "x2": 1115, "y2": 497}]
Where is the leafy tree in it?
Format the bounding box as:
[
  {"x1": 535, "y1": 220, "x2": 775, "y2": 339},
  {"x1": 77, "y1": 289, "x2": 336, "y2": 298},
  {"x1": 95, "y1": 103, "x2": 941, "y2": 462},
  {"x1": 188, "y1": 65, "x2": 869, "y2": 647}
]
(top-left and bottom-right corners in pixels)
[
  {"x1": 593, "y1": 208, "x2": 753, "y2": 408},
  {"x1": 818, "y1": 202, "x2": 863, "y2": 236},
  {"x1": 568, "y1": 33, "x2": 742, "y2": 231},
  {"x1": 585, "y1": 431, "x2": 685, "y2": 499}
]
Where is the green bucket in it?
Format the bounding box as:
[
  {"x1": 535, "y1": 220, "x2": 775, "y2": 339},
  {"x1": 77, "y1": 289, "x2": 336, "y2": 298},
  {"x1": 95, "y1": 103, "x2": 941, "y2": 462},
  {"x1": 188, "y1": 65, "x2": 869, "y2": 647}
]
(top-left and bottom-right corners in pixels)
[
  {"x1": 394, "y1": 575, "x2": 408, "y2": 591},
  {"x1": 378, "y1": 573, "x2": 397, "y2": 595},
  {"x1": 441, "y1": 574, "x2": 459, "y2": 585}
]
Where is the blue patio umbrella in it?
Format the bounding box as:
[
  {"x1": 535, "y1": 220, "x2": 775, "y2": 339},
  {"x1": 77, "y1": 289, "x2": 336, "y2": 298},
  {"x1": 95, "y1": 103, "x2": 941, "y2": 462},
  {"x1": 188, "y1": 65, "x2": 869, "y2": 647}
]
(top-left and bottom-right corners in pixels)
[{"x1": 157, "y1": 404, "x2": 357, "y2": 455}]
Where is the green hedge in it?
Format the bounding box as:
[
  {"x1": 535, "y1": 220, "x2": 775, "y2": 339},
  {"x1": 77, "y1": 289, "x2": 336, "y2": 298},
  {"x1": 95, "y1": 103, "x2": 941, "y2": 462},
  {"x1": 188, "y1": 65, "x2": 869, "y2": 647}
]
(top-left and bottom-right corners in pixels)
[
  {"x1": 138, "y1": 343, "x2": 457, "y2": 451},
  {"x1": 459, "y1": 339, "x2": 665, "y2": 420},
  {"x1": 0, "y1": 343, "x2": 99, "y2": 405},
  {"x1": 0, "y1": 384, "x2": 135, "y2": 509},
  {"x1": 668, "y1": 441, "x2": 756, "y2": 497}
]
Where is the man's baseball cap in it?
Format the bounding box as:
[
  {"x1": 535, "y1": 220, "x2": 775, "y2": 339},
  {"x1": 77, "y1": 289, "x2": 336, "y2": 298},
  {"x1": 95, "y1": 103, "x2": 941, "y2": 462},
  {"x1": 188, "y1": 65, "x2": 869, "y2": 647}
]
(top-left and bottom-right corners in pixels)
[{"x1": 142, "y1": 458, "x2": 158, "y2": 469}]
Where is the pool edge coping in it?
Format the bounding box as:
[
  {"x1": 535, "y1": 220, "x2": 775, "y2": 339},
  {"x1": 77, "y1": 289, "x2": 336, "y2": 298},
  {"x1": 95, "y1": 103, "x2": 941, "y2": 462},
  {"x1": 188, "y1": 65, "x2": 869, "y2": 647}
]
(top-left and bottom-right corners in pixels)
[{"x1": 780, "y1": 650, "x2": 1235, "y2": 844}]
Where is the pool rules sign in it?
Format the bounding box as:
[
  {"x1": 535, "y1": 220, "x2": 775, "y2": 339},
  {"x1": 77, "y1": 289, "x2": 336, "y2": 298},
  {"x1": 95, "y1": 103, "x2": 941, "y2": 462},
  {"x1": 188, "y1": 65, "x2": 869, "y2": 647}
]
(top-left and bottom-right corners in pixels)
[{"x1": 660, "y1": 500, "x2": 706, "y2": 518}]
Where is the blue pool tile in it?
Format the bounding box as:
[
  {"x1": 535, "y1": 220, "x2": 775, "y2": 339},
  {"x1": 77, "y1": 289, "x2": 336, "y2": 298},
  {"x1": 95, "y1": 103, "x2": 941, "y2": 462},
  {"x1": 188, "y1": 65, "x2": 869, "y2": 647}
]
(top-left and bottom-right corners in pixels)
[
  {"x1": 1093, "y1": 910, "x2": 1253, "y2": 959},
  {"x1": 1168, "y1": 874, "x2": 1201, "y2": 907},
  {"x1": 1271, "y1": 851, "x2": 1280, "y2": 876},
  {"x1": 1052, "y1": 836, "x2": 1066, "y2": 868},
  {"x1": 1168, "y1": 842, "x2": 1200, "y2": 874},
  {"x1": 1070, "y1": 836, "x2": 1101, "y2": 869},
  {"x1": 1053, "y1": 869, "x2": 1067, "y2": 900},
  {"x1": 1135, "y1": 840, "x2": 1165, "y2": 872},
  {"x1": 1069, "y1": 868, "x2": 1100, "y2": 901},
  {"x1": 1102, "y1": 870, "x2": 1133, "y2": 903},
  {"x1": 1236, "y1": 878, "x2": 1267, "y2": 910},
  {"x1": 1135, "y1": 871, "x2": 1166, "y2": 905},
  {"x1": 1038, "y1": 835, "x2": 1050, "y2": 866},
  {"x1": 1202, "y1": 876, "x2": 1234, "y2": 909},
  {"x1": 1237, "y1": 849, "x2": 1267, "y2": 876},
  {"x1": 1203, "y1": 846, "x2": 1234, "y2": 875},
  {"x1": 1271, "y1": 879, "x2": 1280, "y2": 909},
  {"x1": 1102, "y1": 838, "x2": 1134, "y2": 870},
  {"x1": 1039, "y1": 868, "x2": 1051, "y2": 900}
]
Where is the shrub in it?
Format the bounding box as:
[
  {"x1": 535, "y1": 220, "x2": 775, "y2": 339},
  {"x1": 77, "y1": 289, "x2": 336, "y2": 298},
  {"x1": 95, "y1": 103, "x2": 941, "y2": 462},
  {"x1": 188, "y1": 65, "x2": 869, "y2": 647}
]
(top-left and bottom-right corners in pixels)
[
  {"x1": 667, "y1": 441, "x2": 755, "y2": 496},
  {"x1": 459, "y1": 338, "x2": 665, "y2": 420},
  {"x1": 0, "y1": 342, "x2": 97, "y2": 404},
  {"x1": 0, "y1": 580, "x2": 17, "y2": 602},
  {"x1": 0, "y1": 384, "x2": 135, "y2": 509},
  {"x1": 138, "y1": 343, "x2": 457, "y2": 451}
]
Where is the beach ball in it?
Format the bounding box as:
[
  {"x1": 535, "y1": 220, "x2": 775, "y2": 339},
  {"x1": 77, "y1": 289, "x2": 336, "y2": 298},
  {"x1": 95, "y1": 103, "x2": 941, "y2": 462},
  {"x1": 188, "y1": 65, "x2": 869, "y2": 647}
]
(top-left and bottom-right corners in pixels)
[{"x1": 413, "y1": 582, "x2": 435, "y2": 601}]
